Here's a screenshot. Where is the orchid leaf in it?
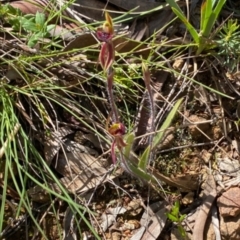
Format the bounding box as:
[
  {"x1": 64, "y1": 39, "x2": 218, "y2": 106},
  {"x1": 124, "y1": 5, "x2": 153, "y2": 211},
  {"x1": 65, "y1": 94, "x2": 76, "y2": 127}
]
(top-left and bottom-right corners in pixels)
[
  {"x1": 153, "y1": 98, "x2": 183, "y2": 150},
  {"x1": 127, "y1": 161, "x2": 158, "y2": 184},
  {"x1": 138, "y1": 146, "x2": 150, "y2": 171},
  {"x1": 123, "y1": 133, "x2": 135, "y2": 160}
]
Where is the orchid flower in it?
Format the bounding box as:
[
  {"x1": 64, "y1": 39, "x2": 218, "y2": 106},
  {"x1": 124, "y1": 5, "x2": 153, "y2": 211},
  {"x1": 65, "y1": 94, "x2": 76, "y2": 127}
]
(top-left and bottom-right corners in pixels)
[
  {"x1": 96, "y1": 12, "x2": 115, "y2": 71},
  {"x1": 108, "y1": 122, "x2": 126, "y2": 164},
  {"x1": 96, "y1": 12, "x2": 126, "y2": 164},
  {"x1": 96, "y1": 12, "x2": 114, "y2": 41}
]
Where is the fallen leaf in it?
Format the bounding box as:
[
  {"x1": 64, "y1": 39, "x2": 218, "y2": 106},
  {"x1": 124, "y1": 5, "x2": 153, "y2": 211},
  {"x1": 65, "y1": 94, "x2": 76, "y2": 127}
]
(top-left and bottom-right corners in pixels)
[
  {"x1": 43, "y1": 127, "x2": 73, "y2": 165},
  {"x1": 138, "y1": 201, "x2": 168, "y2": 240}
]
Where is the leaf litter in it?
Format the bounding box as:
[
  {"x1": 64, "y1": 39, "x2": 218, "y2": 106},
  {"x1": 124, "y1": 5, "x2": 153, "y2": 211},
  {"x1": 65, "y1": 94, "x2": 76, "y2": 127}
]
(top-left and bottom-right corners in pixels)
[{"x1": 1, "y1": 0, "x2": 240, "y2": 240}]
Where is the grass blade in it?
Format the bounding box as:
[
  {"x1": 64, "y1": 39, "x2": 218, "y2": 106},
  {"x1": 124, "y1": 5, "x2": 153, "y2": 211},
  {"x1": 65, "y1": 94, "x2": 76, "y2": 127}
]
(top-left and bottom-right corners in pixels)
[
  {"x1": 165, "y1": 0, "x2": 183, "y2": 13},
  {"x1": 201, "y1": 0, "x2": 213, "y2": 35},
  {"x1": 171, "y1": 8, "x2": 199, "y2": 44},
  {"x1": 202, "y1": 0, "x2": 226, "y2": 37}
]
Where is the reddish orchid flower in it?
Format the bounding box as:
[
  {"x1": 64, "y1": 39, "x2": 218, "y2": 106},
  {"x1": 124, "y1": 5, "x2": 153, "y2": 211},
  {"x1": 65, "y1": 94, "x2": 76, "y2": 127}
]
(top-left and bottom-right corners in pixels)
[
  {"x1": 108, "y1": 122, "x2": 126, "y2": 164},
  {"x1": 96, "y1": 12, "x2": 114, "y2": 42},
  {"x1": 96, "y1": 12, "x2": 115, "y2": 71}
]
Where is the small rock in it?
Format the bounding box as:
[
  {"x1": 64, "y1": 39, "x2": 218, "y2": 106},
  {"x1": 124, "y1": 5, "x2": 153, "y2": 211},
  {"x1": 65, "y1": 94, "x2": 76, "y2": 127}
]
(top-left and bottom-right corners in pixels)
[
  {"x1": 127, "y1": 199, "x2": 143, "y2": 216},
  {"x1": 213, "y1": 171, "x2": 223, "y2": 187},
  {"x1": 201, "y1": 149, "x2": 212, "y2": 164},
  {"x1": 182, "y1": 192, "x2": 194, "y2": 205},
  {"x1": 173, "y1": 58, "x2": 184, "y2": 70},
  {"x1": 101, "y1": 213, "x2": 116, "y2": 231},
  {"x1": 217, "y1": 187, "x2": 240, "y2": 217},
  {"x1": 219, "y1": 214, "x2": 240, "y2": 240},
  {"x1": 111, "y1": 231, "x2": 121, "y2": 240},
  {"x1": 211, "y1": 125, "x2": 223, "y2": 140},
  {"x1": 121, "y1": 220, "x2": 141, "y2": 231},
  {"x1": 218, "y1": 158, "x2": 240, "y2": 174}
]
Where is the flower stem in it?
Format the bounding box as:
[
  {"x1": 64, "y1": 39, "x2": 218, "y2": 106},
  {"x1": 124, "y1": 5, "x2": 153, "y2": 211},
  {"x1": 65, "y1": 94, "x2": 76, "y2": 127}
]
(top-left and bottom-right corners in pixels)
[{"x1": 107, "y1": 68, "x2": 119, "y2": 123}]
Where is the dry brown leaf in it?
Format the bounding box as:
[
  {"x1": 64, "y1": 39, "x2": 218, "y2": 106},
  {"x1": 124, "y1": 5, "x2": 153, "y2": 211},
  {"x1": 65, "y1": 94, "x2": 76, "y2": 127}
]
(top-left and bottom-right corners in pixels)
[
  {"x1": 29, "y1": 137, "x2": 121, "y2": 202},
  {"x1": 63, "y1": 33, "x2": 97, "y2": 52},
  {"x1": 149, "y1": 167, "x2": 199, "y2": 191},
  {"x1": 74, "y1": 0, "x2": 120, "y2": 21},
  {"x1": 43, "y1": 127, "x2": 73, "y2": 165},
  {"x1": 182, "y1": 192, "x2": 194, "y2": 205},
  {"x1": 127, "y1": 19, "x2": 148, "y2": 41},
  {"x1": 28, "y1": 168, "x2": 121, "y2": 202},
  {"x1": 108, "y1": 0, "x2": 160, "y2": 12},
  {"x1": 136, "y1": 201, "x2": 168, "y2": 240},
  {"x1": 188, "y1": 115, "x2": 211, "y2": 140},
  {"x1": 48, "y1": 25, "x2": 77, "y2": 40},
  {"x1": 10, "y1": 0, "x2": 46, "y2": 15},
  {"x1": 101, "y1": 207, "x2": 127, "y2": 232},
  {"x1": 193, "y1": 174, "x2": 217, "y2": 240},
  {"x1": 63, "y1": 207, "x2": 77, "y2": 240},
  {"x1": 63, "y1": 33, "x2": 151, "y2": 58},
  {"x1": 55, "y1": 149, "x2": 103, "y2": 177}
]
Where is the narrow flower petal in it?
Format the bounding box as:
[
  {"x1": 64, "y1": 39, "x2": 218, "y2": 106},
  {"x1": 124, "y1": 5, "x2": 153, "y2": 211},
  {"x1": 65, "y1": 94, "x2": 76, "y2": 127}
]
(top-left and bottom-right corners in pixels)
[
  {"x1": 105, "y1": 12, "x2": 113, "y2": 30},
  {"x1": 111, "y1": 139, "x2": 117, "y2": 164},
  {"x1": 103, "y1": 12, "x2": 113, "y2": 35},
  {"x1": 99, "y1": 42, "x2": 115, "y2": 71},
  {"x1": 117, "y1": 137, "x2": 127, "y2": 148},
  {"x1": 99, "y1": 42, "x2": 107, "y2": 69},
  {"x1": 105, "y1": 41, "x2": 115, "y2": 70}
]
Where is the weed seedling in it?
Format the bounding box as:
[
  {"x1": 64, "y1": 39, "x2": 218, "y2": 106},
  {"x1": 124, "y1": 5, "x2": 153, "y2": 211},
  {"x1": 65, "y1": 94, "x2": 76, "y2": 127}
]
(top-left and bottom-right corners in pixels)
[{"x1": 167, "y1": 200, "x2": 187, "y2": 237}]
